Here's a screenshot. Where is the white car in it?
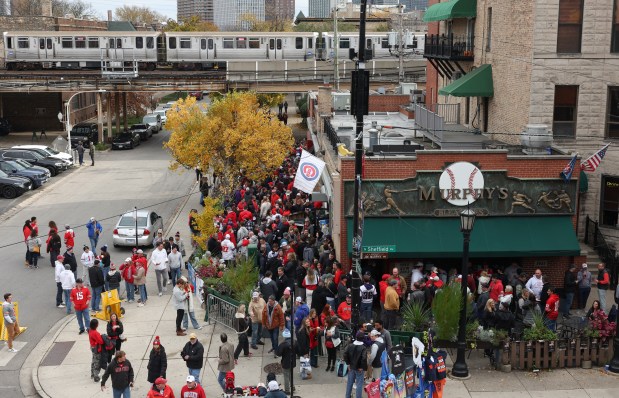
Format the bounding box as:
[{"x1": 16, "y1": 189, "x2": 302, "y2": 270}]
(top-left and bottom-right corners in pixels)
[
  {"x1": 12, "y1": 145, "x2": 73, "y2": 165},
  {"x1": 112, "y1": 210, "x2": 163, "y2": 248},
  {"x1": 153, "y1": 109, "x2": 168, "y2": 124}
]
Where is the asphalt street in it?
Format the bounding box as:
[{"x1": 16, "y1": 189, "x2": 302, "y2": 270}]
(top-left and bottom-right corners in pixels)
[{"x1": 0, "y1": 127, "x2": 196, "y2": 397}]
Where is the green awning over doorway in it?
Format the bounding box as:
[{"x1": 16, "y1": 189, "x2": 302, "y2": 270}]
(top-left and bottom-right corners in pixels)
[
  {"x1": 439, "y1": 64, "x2": 494, "y2": 97},
  {"x1": 347, "y1": 216, "x2": 580, "y2": 258},
  {"x1": 423, "y1": 0, "x2": 477, "y2": 22}
]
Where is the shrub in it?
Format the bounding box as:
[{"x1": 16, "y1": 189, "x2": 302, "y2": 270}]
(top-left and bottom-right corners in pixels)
[
  {"x1": 204, "y1": 255, "x2": 258, "y2": 303},
  {"x1": 401, "y1": 301, "x2": 432, "y2": 332},
  {"x1": 522, "y1": 312, "x2": 557, "y2": 341},
  {"x1": 431, "y1": 282, "x2": 462, "y2": 341}
]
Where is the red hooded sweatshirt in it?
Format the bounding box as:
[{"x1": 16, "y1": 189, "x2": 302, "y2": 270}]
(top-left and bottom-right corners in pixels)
[{"x1": 379, "y1": 274, "x2": 390, "y2": 304}]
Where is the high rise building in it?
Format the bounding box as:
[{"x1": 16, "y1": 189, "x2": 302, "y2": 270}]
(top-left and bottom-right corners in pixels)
[
  {"x1": 178, "y1": 0, "x2": 215, "y2": 23},
  {"x1": 213, "y1": 0, "x2": 265, "y2": 31},
  {"x1": 0, "y1": 0, "x2": 10, "y2": 16},
  {"x1": 308, "y1": 0, "x2": 335, "y2": 18},
  {"x1": 351, "y1": 0, "x2": 428, "y2": 9},
  {"x1": 265, "y1": 0, "x2": 295, "y2": 21}
]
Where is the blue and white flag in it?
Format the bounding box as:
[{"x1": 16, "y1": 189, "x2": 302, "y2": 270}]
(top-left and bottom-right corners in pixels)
[
  {"x1": 293, "y1": 150, "x2": 326, "y2": 194},
  {"x1": 560, "y1": 153, "x2": 578, "y2": 182}
]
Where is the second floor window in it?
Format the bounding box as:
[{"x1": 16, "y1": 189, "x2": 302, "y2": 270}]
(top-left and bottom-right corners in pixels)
[
  {"x1": 557, "y1": 0, "x2": 583, "y2": 53},
  {"x1": 612, "y1": 0, "x2": 619, "y2": 53},
  {"x1": 553, "y1": 85, "x2": 579, "y2": 138}
]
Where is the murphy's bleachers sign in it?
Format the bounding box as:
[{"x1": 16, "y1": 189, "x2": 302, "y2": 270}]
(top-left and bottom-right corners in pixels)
[{"x1": 344, "y1": 162, "x2": 577, "y2": 217}]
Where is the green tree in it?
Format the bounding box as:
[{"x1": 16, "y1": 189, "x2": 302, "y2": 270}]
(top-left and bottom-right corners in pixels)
[
  {"x1": 165, "y1": 16, "x2": 219, "y2": 32},
  {"x1": 114, "y1": 5, "x2": 166, "y2": 24}
]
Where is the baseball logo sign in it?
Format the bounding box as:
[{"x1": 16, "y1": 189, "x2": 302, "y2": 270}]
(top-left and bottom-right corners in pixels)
[
  {"x1": 300, "y1": 162, "x2": 319, "y2": 181},
  {"x1": 438, "y1": 161, "x2": 485, "y2": 206}
]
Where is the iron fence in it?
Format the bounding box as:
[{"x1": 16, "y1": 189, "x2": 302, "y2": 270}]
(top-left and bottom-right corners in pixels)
[
  {"x1": 584, "y1": 215, "x2": 619, "y2": 286},
  {"x1": 424, "y1": 33, "x2": 475, "y2": 60},
  {"x1": 323, "y1": 118, "x2": 341, "y2": 151},
  {"x1": 205, "y1": 287, "x2": 240, "y2": 331}
]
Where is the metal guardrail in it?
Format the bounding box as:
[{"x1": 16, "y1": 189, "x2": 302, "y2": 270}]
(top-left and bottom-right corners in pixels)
[
  {"x1": 205, "y1": 287, "x2": 240, "y2": 331},
  {"x1": 424, "y1": 33, "x2": 475, "y2": 60},
  {"x1": 412, "y1": 102, "x2": 444, "y2": 141}
]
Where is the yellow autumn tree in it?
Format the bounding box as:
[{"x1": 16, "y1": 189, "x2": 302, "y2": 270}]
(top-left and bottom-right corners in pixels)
[
  {"x1": 165, "y1": 92, "x2": 294, "y2": 199},
  {"x1": 192, "y1": 197, "x2": 220, "y2": 249}
]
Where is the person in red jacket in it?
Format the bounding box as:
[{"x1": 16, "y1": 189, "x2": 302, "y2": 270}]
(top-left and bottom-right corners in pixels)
[
  {"x1": 595, "y1": 262, "x2": 611, "y2": 312},
  {"x1": 489, "y1": 274, "x2": 504, "y2": 302},
  {"x1": 337, "y1": 294, "x2": 352, "y2": 327},
  {"x1": 70, "y1": 278, "x2": 91, "y2": 334},
  {"x1": 544, "y1": 286, "x2": 560, "y2": 332},
  {"x1": 147, "y1": 377, "x2": 175, "y2": 398},
  {"x1": 378, "y1": 274, "x2": 390, "y2": 313},
  {"x1": 89, "y1": 318, "x2": 104, "y2": 382},
  {"x1": 180, "y1": 375, "x2": 206, "y2": 398},
  {"x1": 64, "y1": 224, "x2": 75, "y2": 248},
  {"x1": 119, "y1": 258, "x2": 136, "y2": 303}
]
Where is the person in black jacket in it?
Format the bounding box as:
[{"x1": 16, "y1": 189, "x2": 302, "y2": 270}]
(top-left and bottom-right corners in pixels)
[
  {"x1": 107, "y1": 313, "x2": 124, "y2": 353},
  {"x1": 295, "y1": 318, "x2": 310, "y2": 357},
  {"x1": 275, "y1": 329, "x2": 296, "y2": 395},
  {"x1": 147, "y1": 336, "x2": 167, "y2": 385},
  {"x1": 233, "y1": 304, "x2": 252, "y2": 361},
  {"x1": 62, "y1": 246, "x2": 78, "y2": 280},
  {"x1": 344, "y1": 331, "x2": 368, "y2": 398},
  {"x1": 89, "y1": 260, "x2": 105, "y2": 312},
  {"x1": 101, "y1": 351, "x2": 134, "y2": 396},
  {"x1": 47, "y1": 231, "x2": 62, "y2": 268},
  {"x1": 106, "y1": 264, "x2": 122, "y2": 296},
  {"x1": 260, "y1": 271, "x2": 278, "y2": 300},
  {"x1": 181, "y1": 333, "x2": 204, "y2": 384},
  {"x1": 561, "y1": 265, "x2": 577, "y2": 318}
]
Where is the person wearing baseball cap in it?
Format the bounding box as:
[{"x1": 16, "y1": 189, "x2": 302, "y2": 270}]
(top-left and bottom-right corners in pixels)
[
  {"x1": 577, "y1": 262, "x2": 592, "y2": 309},
  {"x1": 265, "y1": 380, "x2": 287, "y2": 398},
  {"x1": 147, "y1": 376, "x2": 173, "y2": 398},
  {"x1": 181, "y1": 374, "x2": 206, "y2": 398},
  {"x1": 86, "y1": 217, "x2": 103, "y2": 255},
  {"x1": 181, "y1": 333, "x2": 204, "y2": 384},
  {"x1": 54, "y1": 254, "x2": 66, "y2": 308}
]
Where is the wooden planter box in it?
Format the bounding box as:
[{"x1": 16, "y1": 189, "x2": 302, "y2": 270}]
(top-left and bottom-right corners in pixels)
[{"x1": 508, "y1": 338, "x2": 614, "y2": 370}]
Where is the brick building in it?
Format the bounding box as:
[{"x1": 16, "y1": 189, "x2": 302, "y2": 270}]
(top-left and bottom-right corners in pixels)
[{"x1": 422, "y1": 0, "x2": 619, "y2": 251}]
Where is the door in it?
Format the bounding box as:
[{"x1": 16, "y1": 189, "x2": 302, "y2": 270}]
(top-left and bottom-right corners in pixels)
[
  {"x1": 107, "y1": 37, "x2": 124, "y2": 62},
  {"x1": 200, "y1": 38, "x2": 211, "y2": 60},
  {"x1": 38, "y1": 37, "x2": 52, "y2": 60},
  {"x1": 267, "y1": 38, "x2": 282, "y2": 59}
]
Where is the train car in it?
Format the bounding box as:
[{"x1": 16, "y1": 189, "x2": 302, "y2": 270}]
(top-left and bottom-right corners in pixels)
[
  {"x1": 3, "y1": 31, "x2": 159, "y2": 70},
  {"x1": 163, "y1": 31, "x2": 319, "y2": 69},
  {"x1": 322, "y1": 31, "x2": 425, "y2": 60}
]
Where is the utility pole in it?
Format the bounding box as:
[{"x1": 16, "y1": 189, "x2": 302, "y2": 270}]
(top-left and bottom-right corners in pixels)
[
  {"x1": 398, "y1": 3, "x2": 405, "y2": 82},
  {"x1": 333, "y1": 4, "x2": 339, "y2": 90},
  {"x1": 350, "y1": 0, "x2": 369, "y2": 331}
]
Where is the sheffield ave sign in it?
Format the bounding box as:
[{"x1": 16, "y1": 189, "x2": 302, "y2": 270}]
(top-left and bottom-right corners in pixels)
[{"x1": 344, "y1": 162, "x2": 577, "y2": 217}]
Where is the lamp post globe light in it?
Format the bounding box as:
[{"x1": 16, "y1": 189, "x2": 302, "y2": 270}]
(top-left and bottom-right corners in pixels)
[{"x1": 451, "y1": 207, "x2": 476, "y2": 379}]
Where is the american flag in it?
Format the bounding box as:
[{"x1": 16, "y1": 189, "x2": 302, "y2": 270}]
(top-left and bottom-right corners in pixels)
[{"x1": 581, "y1": 144, "x2": 610, "y2": 172}]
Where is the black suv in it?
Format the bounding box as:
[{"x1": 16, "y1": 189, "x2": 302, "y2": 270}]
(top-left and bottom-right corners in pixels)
[
  {"x1": 0, "y1": 118, "x2": 11, "y2": 136},
  {"x1": 70, "y1": 123, "x2": 99, "y2": 148},
  {"x1": 0, "y1": 148, "x2": 67, "y2": 176},
  {"x1": 0, "y1": 169, "x2": 31, "y2": 198}
]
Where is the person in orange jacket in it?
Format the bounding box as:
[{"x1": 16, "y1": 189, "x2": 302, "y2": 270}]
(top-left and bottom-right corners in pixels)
[{"x1": 147, "y1": 377, "x2": 175, "y2": 398}]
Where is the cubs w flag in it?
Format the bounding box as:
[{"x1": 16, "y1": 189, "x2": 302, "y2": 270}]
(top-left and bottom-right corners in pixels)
[
  {"x1": 560, "y1": 153, "x2": 578, "y2": 182},
  {"x1": 293, "y1": 150, "x2": 326, "y2": 193},
  {"x1": 581, "y1": 144, "x2": 610, "y2": 172}
]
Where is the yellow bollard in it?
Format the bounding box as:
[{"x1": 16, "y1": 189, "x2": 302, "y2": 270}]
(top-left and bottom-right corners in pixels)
[
  {"x1": 93, "y1": 290, "x2": 124, "y2": 321},
  {"x1": 0, "y1": 301, "x2": 27, "y2": 341}
]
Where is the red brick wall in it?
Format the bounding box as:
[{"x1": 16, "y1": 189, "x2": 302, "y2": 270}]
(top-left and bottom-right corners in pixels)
[
  {"x1": 369, "y1": 95, "x2": 410, "y2": 112},
  {"x1": 338, "y1": 151, "x2": 582, "y2": 288}
]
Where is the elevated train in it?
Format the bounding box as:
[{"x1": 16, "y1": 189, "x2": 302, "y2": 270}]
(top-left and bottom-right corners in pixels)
[{"x1": 2, "y1": 30, "x2": 425, "y2": 70}]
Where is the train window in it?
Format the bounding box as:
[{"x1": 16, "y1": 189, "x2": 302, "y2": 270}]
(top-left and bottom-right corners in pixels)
[
  {"x1": 147, "y1": 37, "x2": 154, "y2": 49},
  {"x1": 307, "y1": 38, "x2": 313, "y2": 49},
  {"x1": 223, "y1": 38, "x2": 234, "y2": 49},
  {"x1": 201, "y1": 39, "x2": 207, "y2": 50},
  {"x1": 17, "y1": 37, "x2": 29, "y2": 49},
  {"x1": 62, "y1": 37, "x2": 73, "y2": 48},
  {"x1": 236, "y1": 37, "x2": 247, "y2": 49},
  {"x1": 208, "y1": 39, "x2": 213, "y2": 50},
  {"x1": 75, "y1": 37, "x2": 86, "y2": 49},
  {"x1": 88, "y1": 38, "x2": 99, "y2": 48},
  {"x1": 180, "y1": 38, "x2": 191, "y2": 49},
  {"x1": 276, "y1": 39, "x2": 282, "y2": 50},
  {"x1": 339, "y1": 38, "x2": 350, "y2": 49},
  {"x1": 136, "y1": 37, "x2": 144, "y2": 49},
  {"x1": 116, "y1": 38, "x2": 122, "y2": 48},
  {"x1": 6, "y1": 37, "x2": 12, "y2": 49},
  {"x1": 366, "y1": 38, "x2": 372, "y2": 49},
  {"x1": 295, "y1": 37, "x2": 303, "y2": 49},
  {"x1": 47, "y1": 38, "x2": 52, "y2": 49},
  {"x1": 249, "y1": 38, "x2": 260, "y2": 49},
  {"x1": 39, "y1": 38, "x2": 45, "y2": 50},
  {"x1": 269, "y1": 39, "x2": 275, "y2": 50},
  {"x1": 381, "y1": 38, "x2": 389, "y2": 49},
  {"x1": 169, "y1": 37, "x2": 177, "y2": 49}
]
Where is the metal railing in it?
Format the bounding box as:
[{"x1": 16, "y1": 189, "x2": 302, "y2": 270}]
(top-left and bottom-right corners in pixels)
[
  {"x1": 205, "y1": 287, "x2": 240, "y2": 331},
  {"x1": 428, "y1": 103, "x2": 461, "y2": 125},
  {"x1": 323, "y1": 118, "x2": 341, "y2": 150},
  {"x1": 424, "y1": 33, "x2": 475, "y2": 60},
  {"x1": 584, "y1": 215, "x2": 619, "y2": 286},
  {"x1": 412, "y1": 102, "x2": 444, "y2": 141}
]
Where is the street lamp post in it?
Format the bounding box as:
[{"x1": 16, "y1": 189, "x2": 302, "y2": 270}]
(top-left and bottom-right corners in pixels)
[
  {"x1": 608, "y1": 316, "x2": 619, "y2": 373},
  {"x1": 134, "y1": 206, "x2": 139, "y2": 250},
  {"x1": 58, "y1": 90, "x2": 107, "y2": 156},
  {"x1": 451, "y1": 208, "x2": 476, "y2": 379}
]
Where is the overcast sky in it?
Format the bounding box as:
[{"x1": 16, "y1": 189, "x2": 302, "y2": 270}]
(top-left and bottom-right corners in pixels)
[{"x1": 89, "y1": 0, "x2": 310, "y2": 21}]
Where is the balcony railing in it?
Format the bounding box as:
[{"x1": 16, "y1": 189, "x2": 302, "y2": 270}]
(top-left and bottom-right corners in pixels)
[
  {"x1": 424, "y1": 33, "x2": 474, "y2": 60},
  {"x1": 412, "y1": 102, "x2": 461, "y2": 141}
]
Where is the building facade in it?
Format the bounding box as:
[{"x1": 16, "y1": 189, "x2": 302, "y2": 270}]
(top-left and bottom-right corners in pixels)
[
  {"x1": 423, "y1": 0, "x2": 619, "y2": 248},
  {"x1": 265, "y1": 0, "x2": 295, "y2": 21},
  {"x1": 177, "y1": 0, "x2": 215, "y2": 23},
  {"x1": 213, "y1": 0, "x2": 265, "y2": 30},
  {"x1": 308, "y1": 0, "x2": 334, "y2": 18}
]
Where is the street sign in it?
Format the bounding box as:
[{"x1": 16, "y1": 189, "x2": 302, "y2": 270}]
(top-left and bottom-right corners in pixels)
[
  {"x1": 362, "y1": 245, "x2": 396, "y2": 253},
  {"x1": 362, "y1": 252, "x2": 388, "y2": 259}
]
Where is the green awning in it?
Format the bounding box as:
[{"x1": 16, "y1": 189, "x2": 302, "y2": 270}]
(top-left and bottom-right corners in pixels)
[
  {"x1": 347, "y1": 216, "x2": 580, "y2": 258},
  {"x1": 579, "y1": 170, "x2": 588, "y2": 193},
  {"x1": 423, "y1": 0, "x2": 477, "y2": 22},
  {"x1": 439, "y1": 64, "x2": 494, "y2": 97}
]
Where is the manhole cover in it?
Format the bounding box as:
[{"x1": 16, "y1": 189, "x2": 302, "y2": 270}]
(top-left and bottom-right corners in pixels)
[{"x1": 264, "y1": 362, "x2": 283, "y2": 374}]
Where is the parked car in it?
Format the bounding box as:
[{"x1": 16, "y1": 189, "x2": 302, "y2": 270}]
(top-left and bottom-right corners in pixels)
[
  {"x1": 70, "y1": 123, "x2": 99, "y2": 148},
  {"x1": 11, "y1": 145, "x2": 73, "y2": 166},
  {"x1": 129, "y1": 124, "x2": 154, "y2": 140},
  {"x1": 0, "y1": 118, "x2": 11, "y2": 136},
  {"x1": 112, "y1": 131, "x2": 141, "y2": 150},
  {"x1": 0, "y1": 169, "x2": 31, "y2": 199},
  {"x1": 142, "y1": 113, "x2": 162, "y2": 133},
  {"x1": 0, "y1": 159, "x2": 50, "y2": 188},
  {"x1": 0, "y1": 148, "x2": 67, "y2": 176},
  {"x1": 112, "y1": 210, "x2": 163, "y2": 247},
  {"x1": 189, "y1": 91, "x2": 203, "y2": 100}
]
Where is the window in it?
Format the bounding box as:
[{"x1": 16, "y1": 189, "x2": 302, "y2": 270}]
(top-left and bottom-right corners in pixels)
[
  {"x1": 75, "y1": 37, "x2": 86, "y2": 49},
  {"x1": 39, "y1": 38, "x2": 45, "y2": 50},
  {"x1": 146, "y1": 37, "x2": 154, "y2": 49},
  {"x1": 7, "y1": 37, "x2": 12, "y2": 49},
  {"x1": 201, "y1": 39, "x2": 207, "y2": 50},
  {"x1": 339, "y1": 38, "x2": 350, "y2": 49},
  {"x1": 366, "y1": 38, "x2": 372, "y2": 49},
  {"x1": 601, "y1": 175, "x2": 619, "y2": 227},
  {"x1": 208, "y1": 39, "x2": 213, "y2": 50},
  {"x1": 381, "y1": 38, "x2": 389, "y2": 49},
  {"x1": 223, "y1": 38, "x2": 234, "y2": 49},
  {"x1": 486, "y1": 7, "x2": 492, "y2": 51},
  {"x1": 62, "y1": 37, "x2": 73, "y2": 48},
  {"x1": 17, "y1": 37, "x2": 29, "y2": 49},
  {"x1": 307, "y1": 38, "x2": 313, "y2": 49},
  {"x1": 236, "y1": 37, "x2": 247, "y2": 49},
  {"x1": 607, "y1": 87, "x2": 619, "y2": 138},
  {"x1": 276, "y1": 39, "x2": 282, "y2": 50},
  {"x1": 249, "y1": 38, "x2": 260, "y2": 49},
  {"x1": 612, "y1": 0, "x2": 619, "y2": 53},
  {"x1": 553, "y1": 85, "x2": 579, "y2": 138},
  {"x1": 180, "y1": 37, "x2": 191, "y2": 49},
  {"x1": 47, "y1": 38, "x2": 52, "y2": 49},
  {"x1": 88, "y1": 38, "x2": 99, "y2": 48},
  {"x1": 169, "y1": 37, "x2": 176, "y2": 49},
  {"x1": 296, "y1": 37, "x2": 303, "y2": 49},
  {"x1": 136, "y1": 37, "x2": 143, "y2": 49},
  {"x1": 557, "y1": 0, "x2": 583, "y2": 53}
]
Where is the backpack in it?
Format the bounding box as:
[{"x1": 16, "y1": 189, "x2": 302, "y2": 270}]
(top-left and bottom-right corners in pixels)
[{"x1": 101, "y1": 334, "x2": 115, "y2": 351}]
